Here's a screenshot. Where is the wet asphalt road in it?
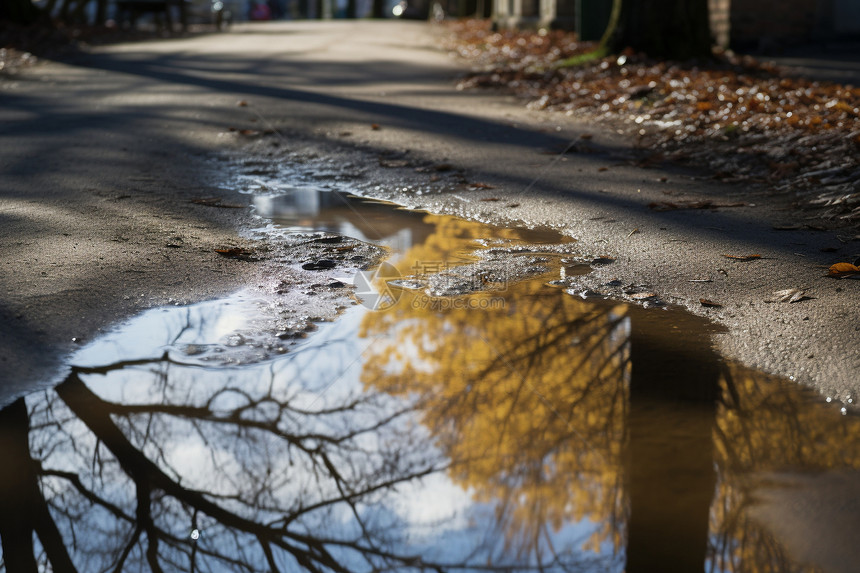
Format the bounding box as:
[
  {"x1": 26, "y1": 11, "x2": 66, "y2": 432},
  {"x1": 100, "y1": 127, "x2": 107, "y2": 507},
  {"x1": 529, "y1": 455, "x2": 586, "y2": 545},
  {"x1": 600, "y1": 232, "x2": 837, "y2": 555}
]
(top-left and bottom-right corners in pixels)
[{"x1": 1, "y1": 20, "x2": 857, "y2": 406}]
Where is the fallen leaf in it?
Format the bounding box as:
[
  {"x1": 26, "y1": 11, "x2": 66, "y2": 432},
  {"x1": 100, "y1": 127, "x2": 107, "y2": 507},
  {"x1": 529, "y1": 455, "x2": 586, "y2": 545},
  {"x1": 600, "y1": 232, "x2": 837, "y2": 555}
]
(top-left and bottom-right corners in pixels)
[
  {"x1": 772, "y1": 288, "x2": 807, "y2": 303},
  {"x1": 580, "y1": 133, "x2": 593, "y2": 140},
  {"x1": 722, "y1": 254, "x2": 762, "y2": 261},
  {"x1": 507, "y1": 203, "x2": 520, "y2": 208},
  {"x1": 598, "y1": 166, "x2": 609, "y2": 172},
  {"x1": 238, "y1": 129, "x2": 261, "y2": 137},
  {"x1": 699, "y1": 298, "x2": 722, "y2": 308},
  {"x1": 237, "y1": 100, "x2": 248, "y2": 107},
  {"x1": 371, "y1": 124, "x2": 381, "y2": 130},
  {"x1": 827, "y1": 262, "x2": 860, "y2": 278},
  {"x1": 479, "y1": 197, "x2": 500, "y2": 202},
  {"x1": 469, "y1": 182, "x2": 495, "y2": 189},
  {"x1": 630, "y1": 292, "x2": 657, "y2": 300},
  {"x1": 215, "y1": 247, "x2": 257, "y2": 261},
  {"x1": 433, "y1": 163, "x2": 453, "y2": 172}
]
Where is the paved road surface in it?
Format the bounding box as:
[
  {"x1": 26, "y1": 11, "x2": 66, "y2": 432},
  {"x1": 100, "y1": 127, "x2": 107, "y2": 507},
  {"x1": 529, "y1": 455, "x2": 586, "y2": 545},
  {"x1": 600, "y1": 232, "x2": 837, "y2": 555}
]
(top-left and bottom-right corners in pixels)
[{"x1": 1, "y1": 20, "x2": 857, "y2": 401}]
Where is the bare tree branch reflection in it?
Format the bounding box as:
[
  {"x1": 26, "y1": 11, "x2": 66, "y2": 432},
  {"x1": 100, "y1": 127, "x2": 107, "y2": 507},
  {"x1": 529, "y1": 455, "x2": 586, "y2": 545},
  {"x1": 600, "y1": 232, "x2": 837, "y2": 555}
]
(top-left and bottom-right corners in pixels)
[{"x1": 1, "y1": 343, "x2": 457, "y2": 573}]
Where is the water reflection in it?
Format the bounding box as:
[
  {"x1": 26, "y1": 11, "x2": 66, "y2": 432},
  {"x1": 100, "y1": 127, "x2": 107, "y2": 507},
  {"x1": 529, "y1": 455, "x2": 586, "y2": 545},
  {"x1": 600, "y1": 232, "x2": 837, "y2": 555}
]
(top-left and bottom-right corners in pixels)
[
  {"x1": 0, "y1": 206, "x2": 856, "y2": 571},
  {"x1": 254, "y1": 187, "x2": 566, "y2": 259},
  {"x1": 254, "y1": 187, "x2": 436, "y2": 250}
]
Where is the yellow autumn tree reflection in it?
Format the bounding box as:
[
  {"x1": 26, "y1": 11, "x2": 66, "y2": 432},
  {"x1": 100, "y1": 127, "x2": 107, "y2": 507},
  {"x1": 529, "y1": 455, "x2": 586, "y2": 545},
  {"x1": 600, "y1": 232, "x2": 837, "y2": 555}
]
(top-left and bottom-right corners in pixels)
[
  {"x1": 709, "y1": 365, "x2": 860, "y2": 572},
  {"x1": 361, "y1": 210, "x2": 860, "y2": 571},
  {"x1": 360, "y1": 214, "x2": 630, "y2": 559},
  {"x1": 386, "y1": 213, "x2": 565, "y2": 277}
]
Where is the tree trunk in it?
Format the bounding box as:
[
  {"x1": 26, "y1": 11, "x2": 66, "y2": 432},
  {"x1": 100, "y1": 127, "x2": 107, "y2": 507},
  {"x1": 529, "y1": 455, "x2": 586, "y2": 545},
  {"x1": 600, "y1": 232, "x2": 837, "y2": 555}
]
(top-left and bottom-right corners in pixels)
[
  {"x1": 0, "y1": 0, "x2": 41, "y2": 24},
  {"x1": 608, "y1": 0, "x2": 711, "y2": 60}
]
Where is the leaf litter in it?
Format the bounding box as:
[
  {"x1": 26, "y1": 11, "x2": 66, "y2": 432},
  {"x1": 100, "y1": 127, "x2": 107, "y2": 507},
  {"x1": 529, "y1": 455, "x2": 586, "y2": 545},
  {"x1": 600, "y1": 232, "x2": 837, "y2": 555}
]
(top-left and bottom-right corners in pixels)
[{"x1": 447, "y1": 20, "x2": 860, "y2": 228}]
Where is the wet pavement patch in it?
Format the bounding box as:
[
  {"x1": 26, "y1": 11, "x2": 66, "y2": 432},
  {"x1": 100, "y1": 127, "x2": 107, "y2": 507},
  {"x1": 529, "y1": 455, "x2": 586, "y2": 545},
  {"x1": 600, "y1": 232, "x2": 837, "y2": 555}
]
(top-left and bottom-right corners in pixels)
[{"x1": 0, "y1": 181, "x2": 855, "y2": 572}]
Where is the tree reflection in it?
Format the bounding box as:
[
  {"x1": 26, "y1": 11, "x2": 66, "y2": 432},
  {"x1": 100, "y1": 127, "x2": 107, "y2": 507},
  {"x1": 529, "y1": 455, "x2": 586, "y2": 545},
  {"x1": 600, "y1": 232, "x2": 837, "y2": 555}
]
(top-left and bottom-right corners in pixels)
[
  {"x1": 361, "y1": 280, "x2": 632, "y2": 565},
  {"x1": 359, "y1": 261, "x2": 860, "y2": 573},
  {"x1": 2, "y1": 345, "x2": 451, "y2": 573},
  {"x1": 1, "y1": 211, "x2": 859, "y2": 571},
  {"x1": 624, "y1": 310, "x2": 720, "y2": 573},
  {"x1": 709, "y1": 364, "x2": 860, "y2": 572}
]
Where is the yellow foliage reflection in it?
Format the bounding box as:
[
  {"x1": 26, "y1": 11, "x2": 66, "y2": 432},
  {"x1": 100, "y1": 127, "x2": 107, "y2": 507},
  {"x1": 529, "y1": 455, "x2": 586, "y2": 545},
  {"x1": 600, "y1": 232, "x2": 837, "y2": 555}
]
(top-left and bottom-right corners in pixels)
[
  {"x1": 709, "y1": 365, "x2": 860, "y2": 573},
  {"x1": 359, "y1": 210, "x2": 860, "y2": 571},
  {"x1": 360, "y1": 213, "x2": 630, "y2": 556}
]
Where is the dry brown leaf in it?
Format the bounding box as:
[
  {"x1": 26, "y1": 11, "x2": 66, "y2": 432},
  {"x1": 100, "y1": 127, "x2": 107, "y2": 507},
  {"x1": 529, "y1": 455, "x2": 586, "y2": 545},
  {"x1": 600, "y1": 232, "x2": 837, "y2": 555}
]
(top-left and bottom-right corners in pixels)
[
  {"x1": 479, "y1": 197, "x2": 500, "y2": 202},
  {"x1": 630, "y1": 292, "x2": 657, "y2": 300},
  {"x1": 237, "y1": 100, "x2": 248, "y2": 107},
  {"x1": 699, "y1": 298, "x2": 722, "y2": 308},
  {"x1": 827, "y1": 262, "x2": 860, "y2": 278},
  {"x1": 371, "y1": 123, "x2": 381, "y2": 130},
  {"x1": 772, "y1": 288, "x2": 807, "y2": 303},
  {"x1": 469, "y1": 182, "x2": 496, "y2": 189},
  {"x1": 722, "y1": 254, "x2": 762, "y2": 261},
  {"x1": 215, "y1": 247, "x2": 258, "y2": 261}
]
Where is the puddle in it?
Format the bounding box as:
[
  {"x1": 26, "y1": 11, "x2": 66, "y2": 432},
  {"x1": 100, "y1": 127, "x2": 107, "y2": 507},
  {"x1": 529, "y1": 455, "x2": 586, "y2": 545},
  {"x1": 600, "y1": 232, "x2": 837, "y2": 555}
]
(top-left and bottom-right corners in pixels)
[{"x1": 0, "y1": 186, "x2": 856, "y2": 572}]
